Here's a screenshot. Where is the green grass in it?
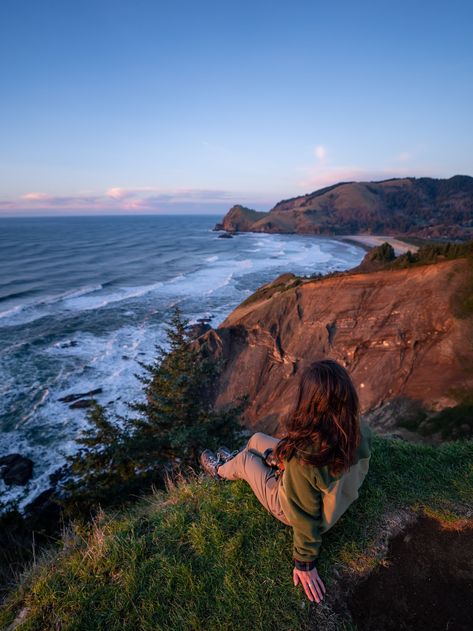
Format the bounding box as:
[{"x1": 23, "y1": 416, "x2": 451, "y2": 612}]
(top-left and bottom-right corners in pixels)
[
  {"x1": 240, "y1": 275, "x2": 303, "y2": 306},
  {"x1": 1, "y1": 437, "x2": 472, "y2": 631}
]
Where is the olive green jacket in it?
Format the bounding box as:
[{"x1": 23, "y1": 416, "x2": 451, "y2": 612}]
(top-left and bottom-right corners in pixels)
[{"x1": 278, "y1": 419, "x2": 373, "y2": 569}]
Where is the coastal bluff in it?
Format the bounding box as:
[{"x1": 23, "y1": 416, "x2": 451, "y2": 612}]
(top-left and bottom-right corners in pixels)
[
  {"x1": 214, "y1": 175, "x2": 473, "y2": 240},
  {"x1": 197, "y1": 256, "x2": 473, "y2": 438}
]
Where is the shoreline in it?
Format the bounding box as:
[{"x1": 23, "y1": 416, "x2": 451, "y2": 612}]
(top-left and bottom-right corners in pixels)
[
  {"x1": 337, "y1": 234, "x2": 419, "y2": 256},
  {"x1": 214, "y1": 225, "x2": 420, "y2": 257}
]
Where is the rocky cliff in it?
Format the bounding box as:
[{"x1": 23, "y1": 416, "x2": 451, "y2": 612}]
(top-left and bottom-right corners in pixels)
[
  {"x1": 215, "y1": 175, "x2": 473, "y2": 239},
  {"x1": 197, "y1": 256, "x2": 473, "y2": 437},
  {"x1": 213, "y1": 205, "x2": 268, "y2": 232}
]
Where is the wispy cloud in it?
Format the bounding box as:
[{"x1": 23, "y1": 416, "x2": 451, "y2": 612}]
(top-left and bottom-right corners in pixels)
[
  {"x1": 21, "y1": 192, "x2": 51, "y2": 201},
  {"x1": 314, "y1": 145, "x2": 327, "y2": 161},
  {"x1": 395, "y1": 151, "x2": 412, "y2": 163},
  {"x1": 1, "y1": 187, "x2": 274, "y2": 215},
  {"x1": 296, "y1": 145, "x2": 430, "y2": 192},
  {"x1": 105, "y1": 187, "x2": 156, "y2": 200},
  {"x1": 298, "y1": 165, "x2": 413, "y2": 191}
]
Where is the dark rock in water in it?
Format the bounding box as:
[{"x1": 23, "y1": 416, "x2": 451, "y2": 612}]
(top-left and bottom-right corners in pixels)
[
  {"x1": 59, "y1": 388, "x2": 103, "y2": 403},
  {"x1": 0, "y1": 489, "x2": 62, "y2": 596},
  {"x1": 49, "y1": 465, "x2": 68, "y2": 487},
  {"x1": 0, "y1": 453, "x2": 34, "y2": 485},
  {"x1": 69, "y1": 398, "x2": 97, "y2": 409},
  {"x1": 213, "y1": 222, "x2": 224, "y2": 231},
  {"x1": 59, "y1": 340, "x2": 79, "y2": 348},
  {"x1": 23, "y1": 488, "x2": 61, "y2": 534},
  {"x1": 218, "y1": 232, "x2": 233, "y2": 239}
]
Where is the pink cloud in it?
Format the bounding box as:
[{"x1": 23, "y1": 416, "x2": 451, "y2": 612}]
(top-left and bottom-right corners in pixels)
[
  {"x1": 0, "y1": 187, "x2": 275, "y2": 215},
  {"x1": 22, "y1": 192, "x2": 52, "y2": 201},
  {"x1": 314, "y1": 145, "x2": 327, "y2": 161},
  {"x1": 298, "y1": 166, "x2": 414, "y2": 191}
]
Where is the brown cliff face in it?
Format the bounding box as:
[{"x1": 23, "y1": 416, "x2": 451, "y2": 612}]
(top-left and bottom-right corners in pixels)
[
  {"x1": 215, "y1": 176, "x2": 473, "y2": 239},
  {"x1": 198, "y1": 258, "x2": 473, "y2": 436},
  {"x1": 215, "y1": 205, "x2": 269, "y2": 233}
]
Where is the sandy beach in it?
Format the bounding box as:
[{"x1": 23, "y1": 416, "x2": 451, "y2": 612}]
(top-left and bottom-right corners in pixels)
[{"x1": 340, "y1": 235, "x2": 419, "y2": 256}]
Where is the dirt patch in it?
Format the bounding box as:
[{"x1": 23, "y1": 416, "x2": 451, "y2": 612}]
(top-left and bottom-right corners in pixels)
[{"x1": 348, "y1": 516, "x2": 473, "y2": 630}]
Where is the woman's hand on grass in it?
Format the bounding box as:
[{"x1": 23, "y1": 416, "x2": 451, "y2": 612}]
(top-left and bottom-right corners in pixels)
[{"x1": 293, "y1": 566, "x2": 326, "y2": 603}]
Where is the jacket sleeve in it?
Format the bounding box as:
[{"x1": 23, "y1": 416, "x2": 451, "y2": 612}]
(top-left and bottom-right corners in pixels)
[{"x1": 281, "y1": 460, "x2": 323, "y2": 571}]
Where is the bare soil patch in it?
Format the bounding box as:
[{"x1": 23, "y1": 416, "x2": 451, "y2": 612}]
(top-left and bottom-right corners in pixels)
[{"x1": 348, "y1": 516, "x2": 473, "y2": 630}]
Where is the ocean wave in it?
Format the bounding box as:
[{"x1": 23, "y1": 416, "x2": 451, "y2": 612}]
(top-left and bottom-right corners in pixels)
[
  {"x1": 0, "y1": 303, "x2": 25, "y2": 319},
  {"x1": 205, "y1": 272, "x2": 234, "y2": 295},
  {"x1": 17, "y1": 387, "x2": 50, "y2": 427},
  {"x1": 238, "y1": 259, "x2": 253, "y2": 269},
  {"x1": 0, "y1": 289, "x2": 35, "y2": 303},
  {"x1": 0, "y1": 284, "x2": 104, "y2": 321}
]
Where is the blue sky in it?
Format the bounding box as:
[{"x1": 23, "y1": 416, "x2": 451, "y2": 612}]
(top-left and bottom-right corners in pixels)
[{"x1": 1, "y1": 0, "x2": 472, "y2": 215}]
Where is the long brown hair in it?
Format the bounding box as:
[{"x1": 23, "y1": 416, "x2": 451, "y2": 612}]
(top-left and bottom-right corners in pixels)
[{"x1": 275, "y1": 360, "x2": 360, "y2": 476}]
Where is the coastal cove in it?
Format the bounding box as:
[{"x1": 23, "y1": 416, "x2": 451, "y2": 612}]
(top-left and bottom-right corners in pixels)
[{"x1": 0, "y1": 215, "x2": 365, "y2": 513}]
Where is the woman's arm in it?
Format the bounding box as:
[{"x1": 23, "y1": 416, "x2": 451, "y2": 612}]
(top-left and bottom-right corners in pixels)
[{"x1": 279, "y1": 460, "x2": 326, "y2": 602}]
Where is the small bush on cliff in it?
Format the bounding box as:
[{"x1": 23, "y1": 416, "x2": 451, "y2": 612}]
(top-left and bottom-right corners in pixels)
[
  {"x1": 368, "y1": 242, "x2": 396, "y2": 262},
  {"x1": 400, "y1": 388, "x2": 473, "y2": 441},
  {"x1": 62, "y1": 309, "x2": 244, "y2": 518}
]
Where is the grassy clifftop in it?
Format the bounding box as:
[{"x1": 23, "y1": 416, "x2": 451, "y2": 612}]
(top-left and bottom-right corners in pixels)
[{"x1": 1, "y1": 436, "x2": 472, "y2": 631}]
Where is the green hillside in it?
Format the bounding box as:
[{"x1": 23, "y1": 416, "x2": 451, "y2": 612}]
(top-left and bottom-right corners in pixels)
[{"x1": 1, "y1": 436, "x2": 472, "y2": 631}]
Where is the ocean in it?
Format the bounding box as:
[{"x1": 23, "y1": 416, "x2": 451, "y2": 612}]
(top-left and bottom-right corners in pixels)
[{"x1": 0, "y1": 215, "x2": 364, "y2": 510}]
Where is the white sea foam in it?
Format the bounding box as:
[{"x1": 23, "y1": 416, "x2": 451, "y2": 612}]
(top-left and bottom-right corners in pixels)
[
  {"x1": 0, "y1": 284, "x2": 104, "y2": 325},
  {"x1": 0, "y1": 284, "x2": 104, "y2": 317},
  {"x1": 63, "y1": 281, "x2": 164, "y2": 312}
]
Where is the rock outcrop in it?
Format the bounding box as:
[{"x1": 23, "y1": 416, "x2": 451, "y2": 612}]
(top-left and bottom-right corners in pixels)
[
  {"x1": 214, "y1": 176, "x2": 473, "y2": 240},
  {"x1": 197, "y1": 257, "x2": 473, "y2": 435},
  {"x1": 214, "y1": 205, "x2": 271, "y2": 233},
  {"x1": 0, "y1": 454, "x2": 34, "y2": 486}
]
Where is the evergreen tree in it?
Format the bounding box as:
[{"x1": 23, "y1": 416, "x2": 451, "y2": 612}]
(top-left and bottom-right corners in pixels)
[
  {"x1": 129, "y1": 307, "x2": 244, "y2": 467},
  {"x1": 61, "y1": 308, "x2": 244, "y2": 517},
  {"x1": 61, "y1": 403, "x2": 151, "y2": 517}
]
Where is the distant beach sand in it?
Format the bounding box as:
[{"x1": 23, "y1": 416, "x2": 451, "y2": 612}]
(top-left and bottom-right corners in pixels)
[{"x1": 340, "y1": 235, "x2": 419, "y2": 256}]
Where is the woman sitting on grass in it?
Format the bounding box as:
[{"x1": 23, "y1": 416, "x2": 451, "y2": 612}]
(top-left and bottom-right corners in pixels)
[{"x1": 200, "y1": 359, "x2": 373, "y2": 604}]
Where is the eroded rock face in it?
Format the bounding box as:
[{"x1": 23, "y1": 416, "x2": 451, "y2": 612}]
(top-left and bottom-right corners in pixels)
[{"x1": 197, "y1": 258, "x2": 473, "y2": 435}]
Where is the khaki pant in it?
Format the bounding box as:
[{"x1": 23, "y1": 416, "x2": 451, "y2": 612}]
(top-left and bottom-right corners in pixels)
[{"x1": 218, "y1": 432, "x2": 290, "y2": 526}]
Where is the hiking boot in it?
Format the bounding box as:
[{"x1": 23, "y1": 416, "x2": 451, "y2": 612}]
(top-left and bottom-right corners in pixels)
[
  {"x1": 199, "y1": 449, "x2": 223, "y2": 479},
  {"x1": 216, "y1": 446, "x2": 239, "y2": 463}
]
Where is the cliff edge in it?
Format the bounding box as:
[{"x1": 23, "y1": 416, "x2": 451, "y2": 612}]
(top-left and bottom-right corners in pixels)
[{"x1": 198, "y1": 255, "x2": 473, "y2": 438}]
